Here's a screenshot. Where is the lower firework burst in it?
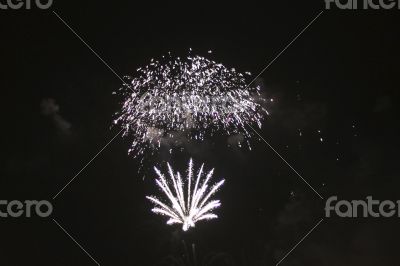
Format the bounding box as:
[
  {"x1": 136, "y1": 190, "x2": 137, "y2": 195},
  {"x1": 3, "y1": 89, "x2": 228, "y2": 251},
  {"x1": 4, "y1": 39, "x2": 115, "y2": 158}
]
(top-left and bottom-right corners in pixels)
[{"x1": 146, "y1": 159, "x2": 224, "y2": 231}]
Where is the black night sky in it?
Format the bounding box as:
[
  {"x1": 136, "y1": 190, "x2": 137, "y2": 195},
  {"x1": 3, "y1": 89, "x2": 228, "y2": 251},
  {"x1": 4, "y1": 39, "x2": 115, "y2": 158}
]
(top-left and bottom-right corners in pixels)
[{"x1": 1, "y1": 1, "x2": 400, "y2": 265}]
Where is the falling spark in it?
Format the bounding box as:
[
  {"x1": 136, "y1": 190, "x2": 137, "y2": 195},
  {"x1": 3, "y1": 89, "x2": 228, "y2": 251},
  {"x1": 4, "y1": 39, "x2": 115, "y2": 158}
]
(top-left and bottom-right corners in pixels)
[
  {"x1": 146, "y1": 159, "x2": 224, "y2": 231},
  {"x1": 114, "y1": 52, "x2": 268, "y2": 156}
]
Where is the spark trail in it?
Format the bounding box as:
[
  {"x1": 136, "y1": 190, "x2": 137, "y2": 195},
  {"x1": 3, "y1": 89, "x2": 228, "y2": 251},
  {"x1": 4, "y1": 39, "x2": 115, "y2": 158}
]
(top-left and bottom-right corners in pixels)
[{"x1": 146, "y1": 159, "x2": 224, "y2": 231}]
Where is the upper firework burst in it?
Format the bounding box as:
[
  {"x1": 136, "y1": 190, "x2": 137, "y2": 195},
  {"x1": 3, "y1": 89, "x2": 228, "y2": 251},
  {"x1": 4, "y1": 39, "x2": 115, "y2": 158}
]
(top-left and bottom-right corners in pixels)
[{"x1": 114, "y1": 52, "x2": 268, "y2": 156}]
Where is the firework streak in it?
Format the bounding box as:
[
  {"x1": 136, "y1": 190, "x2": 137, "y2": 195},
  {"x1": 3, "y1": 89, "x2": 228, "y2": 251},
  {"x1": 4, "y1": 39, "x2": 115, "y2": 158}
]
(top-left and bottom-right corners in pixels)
[{"x1": 146, "y1": 159, "x2": 224, "y2": 231}]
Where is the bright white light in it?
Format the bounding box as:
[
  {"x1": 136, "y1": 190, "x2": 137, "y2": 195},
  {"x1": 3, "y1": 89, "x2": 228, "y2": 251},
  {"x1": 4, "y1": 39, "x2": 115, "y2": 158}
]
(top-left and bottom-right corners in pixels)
[
  {"x1": 146, "y1": 159, "x2": 224, "y2": 231},
  {"x1": 114, "y1": 53, "x2": 268, "y2": 156}
]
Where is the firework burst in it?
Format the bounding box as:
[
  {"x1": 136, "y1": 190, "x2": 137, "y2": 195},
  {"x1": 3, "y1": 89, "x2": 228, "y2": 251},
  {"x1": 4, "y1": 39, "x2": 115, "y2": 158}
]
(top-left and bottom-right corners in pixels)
[
  {"x1": 146, "y1": 159, "x2": 224, "y2": 231},
  {"x1": 114, "y1": 52, "x2": 268, "y2": 156}
]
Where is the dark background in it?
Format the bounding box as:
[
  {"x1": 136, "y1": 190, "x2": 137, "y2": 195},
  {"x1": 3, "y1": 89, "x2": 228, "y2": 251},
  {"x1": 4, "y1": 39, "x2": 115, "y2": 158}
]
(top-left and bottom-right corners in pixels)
[{"x1": 1, "y1": 0, "x2": 400, "y2": 265}]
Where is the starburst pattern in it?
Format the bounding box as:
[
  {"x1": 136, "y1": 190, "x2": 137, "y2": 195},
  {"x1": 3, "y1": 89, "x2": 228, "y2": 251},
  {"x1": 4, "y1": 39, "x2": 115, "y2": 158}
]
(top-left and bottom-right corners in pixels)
[
  {"x1": 114, "y1": 52, "x2": 268, "y2": 156},
  {"x1": 146, "y1": 159, "x2": 224, "y2": 231}
]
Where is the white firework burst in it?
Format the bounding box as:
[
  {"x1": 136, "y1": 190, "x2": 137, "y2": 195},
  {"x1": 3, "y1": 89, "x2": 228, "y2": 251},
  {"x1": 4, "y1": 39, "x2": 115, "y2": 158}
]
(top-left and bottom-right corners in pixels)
[
  {"x1": 146, "y1": 159, "x2": 225, "y2": 231},
  {"x1": 114, "y1": 52, "x2": 268, "y2": 156}
]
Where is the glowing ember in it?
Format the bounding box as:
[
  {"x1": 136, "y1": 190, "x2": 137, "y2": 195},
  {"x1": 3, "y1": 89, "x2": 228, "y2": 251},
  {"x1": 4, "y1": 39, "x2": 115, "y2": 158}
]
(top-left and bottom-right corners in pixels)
[{"x1": 114, "y1": 52, "x2": 268, "y2": 156}]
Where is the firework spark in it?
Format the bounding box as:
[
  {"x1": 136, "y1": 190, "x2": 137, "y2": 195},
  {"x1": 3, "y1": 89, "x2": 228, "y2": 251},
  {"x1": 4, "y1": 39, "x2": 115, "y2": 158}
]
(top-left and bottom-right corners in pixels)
[
  {"x1": 114, "y1": 52, "x2": 268, "y2": 156},
  {"x1": 146, "y1": 159, "x2": 224, "y2": 231}
]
